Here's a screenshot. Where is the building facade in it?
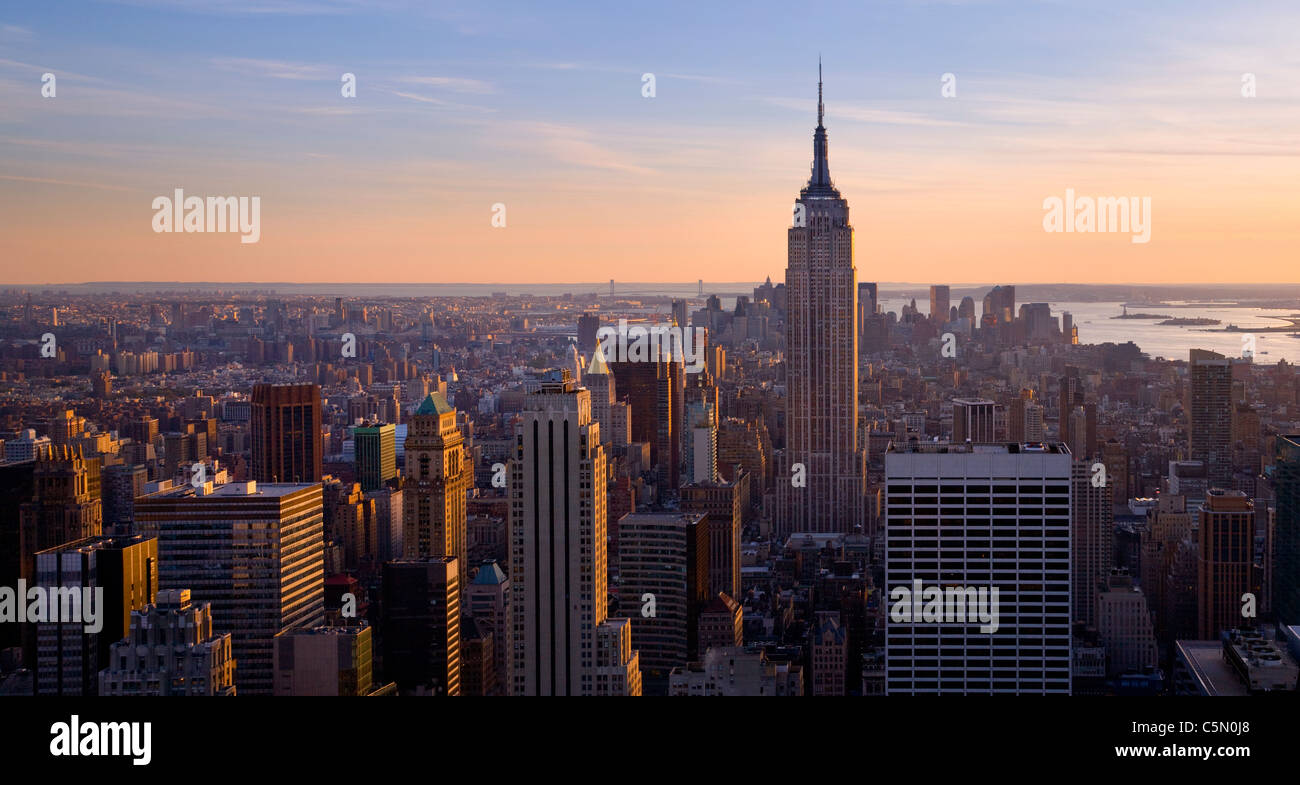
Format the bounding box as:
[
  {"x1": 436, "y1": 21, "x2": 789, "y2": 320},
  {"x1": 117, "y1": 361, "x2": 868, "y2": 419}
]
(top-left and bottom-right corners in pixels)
[
  {"x1": 509, "y1": 371, "x2": 641, "y2": 695},
  {"x1": 136, "y1": 478, "x2": 325, "y2": 695},
  {"x1": 403, "y1": 394, "x2": 470, "y2": 594},
  {"x1": 884, "y1": 442, "x2": 1072, "y2": 694},
  {"x1": 779, "y1": 68, "x2": 864, "y2": 536}
]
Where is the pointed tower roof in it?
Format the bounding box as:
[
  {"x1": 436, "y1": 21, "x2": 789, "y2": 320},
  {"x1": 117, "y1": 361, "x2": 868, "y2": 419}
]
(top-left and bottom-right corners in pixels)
[
  {"x1": 415, "y1": 392, "x2": 455, "y2": 416},
  {"x1": 586, "y1": 342, "x2": 610, "y2": 376},
  {"x1": 803, "y1": 59, "x2": 839, "y2": 198}
]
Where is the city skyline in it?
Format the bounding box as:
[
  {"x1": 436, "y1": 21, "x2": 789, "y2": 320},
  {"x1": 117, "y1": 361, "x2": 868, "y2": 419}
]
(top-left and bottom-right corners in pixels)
[
  {"x1": 5, "y1": 0, "x2": 1300, "y2": 732},
  {"x1": 4, "y1": 1, "x2": 1300, "y2": 285}
]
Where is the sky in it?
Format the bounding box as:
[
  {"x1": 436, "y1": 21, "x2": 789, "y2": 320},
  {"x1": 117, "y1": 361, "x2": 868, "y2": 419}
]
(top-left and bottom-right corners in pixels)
[{"x1": 1, "y1": 0, "x2": 1298, "y2": 285}]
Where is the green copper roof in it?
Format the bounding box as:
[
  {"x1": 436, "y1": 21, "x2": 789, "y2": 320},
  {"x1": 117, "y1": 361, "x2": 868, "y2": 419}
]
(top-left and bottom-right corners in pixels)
[{"x1": 415, "y1": 392, "x2": 454, "y2": 416}]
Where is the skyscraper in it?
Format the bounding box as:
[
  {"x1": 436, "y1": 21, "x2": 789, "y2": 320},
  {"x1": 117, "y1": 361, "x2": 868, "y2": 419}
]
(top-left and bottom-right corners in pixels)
[
  {"x1": 102, "y1": 463, "x2": 147, "y2": 536},
  {"x1": 982, "y1": 285, "x2": 1016, "y2": 325},
  {"x1": 1189, "y1": 350, "x2": 1233, "y2": 490},
  {"x1": 952, "y1": 398, "x2": 997, "y2": 444},
  {"x1": 0, "y1": 460, "x2": 36, "y2": 653},
  {"x1": 403, "y1": 393, "x2": 471, "y2": 593},
  {"x1": 34, "y1": 535, "x2": 158, "y2": 696},
  {"x1": 617, "y1": 512, "x2": 709, "y2": 686},
  {"x1": 18, "y1": 445, "x2": 102, "y2": 585},
  {"x1": 381, "y1": 558, "x2": 460, "y2": 696},
  {"x1": 608, "y1": 357, "x2": 681, "y2": 492},
  {"x1": 1140, "y1": 494, "x2": 1193, "y2": 640},
  {"x1": 884, "y1": 442, "x2": 1072, "y2": 695},
  {"x1": 578, "y1": 312, "x2": 600, "y2": 354},
  {"x1": 1197, "y1": 489, "x2": 1254, "y2": 640},
  {"x1": 929, "y1": 285, "x2": 950, "y2": 324},
  {"x1": 680, "y1": 478, "x2": 743, "y2": 602},
  {"x1": 672, "y1": 298, "x2": 689, "y2": 329},
  {"x1": 1274, "y1": 435, "x2": 1300, "y2": 626},
  {"x1": 584, "y1": 346, "x2": 617, "y2": 445},
  {"x1": 682, "y1": 399, "x2": 717, "y2": 484},
  {"x1": 1057, "y1": 367, "x2": 1095, "y2": 459},
  {"x1": 1007, "y1": 390, "x2": 1032, "y2": 443},
  {"x1": 508, "y1": 370, "x2": 641, "y2": 695},
  {"x1": 251, "y1": 383, "x2": 323, "y2": 483},
  {"x1": 1071, "y1": 460, "x2": 1114, "y2": 629},
  {"x1": 136, "y1": 478, "x2": 325, "y2": 696},
  {"x1": 354, "y1": 421, "x2": 397, "y2": 492},
  {"x1": 780, "y1": 65, "x2": 864, "y2": 536}
]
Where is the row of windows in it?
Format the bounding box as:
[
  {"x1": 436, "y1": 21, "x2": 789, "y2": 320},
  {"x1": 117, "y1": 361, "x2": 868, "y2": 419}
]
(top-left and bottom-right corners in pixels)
[
  {"x1": 886, "y1": 683, "x2": 1071, "y2": 693},
  {"x1": 886, "y1": 637, "x2": 1071, "y2": 645},
  {"x1": 889, "y1": 485, "x2": 1070, "y2": 494}
]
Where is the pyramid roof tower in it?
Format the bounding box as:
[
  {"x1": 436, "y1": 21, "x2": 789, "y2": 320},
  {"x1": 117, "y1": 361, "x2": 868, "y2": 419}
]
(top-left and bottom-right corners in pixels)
[
  {"x1": 415, "y1": 391, "x2": 455, "y2": 416},
  {"x1": 471, "y1": 560, "x2": 508, "y2": 586},
  {"x1": 586, "y1": 342, "x2": 610, "y2": 376}
]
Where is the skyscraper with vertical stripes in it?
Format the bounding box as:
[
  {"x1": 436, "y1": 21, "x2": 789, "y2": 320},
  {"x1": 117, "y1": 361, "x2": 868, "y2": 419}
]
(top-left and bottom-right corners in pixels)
[
  {"x1": 509, "y1": 370, "x2": 641, "y2": 695},
  {"x1": 779, "y1": 64, "x2": 864, "y2": 535}
]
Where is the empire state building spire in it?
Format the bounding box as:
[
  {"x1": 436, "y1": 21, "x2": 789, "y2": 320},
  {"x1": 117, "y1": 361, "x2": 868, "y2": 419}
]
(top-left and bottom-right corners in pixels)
[
  {"x1": 818, "y1": 56, "x2": 824, "y2": 127},
  {"x1": 807, "y1": 59, "x2": 834, "y2": 194}
]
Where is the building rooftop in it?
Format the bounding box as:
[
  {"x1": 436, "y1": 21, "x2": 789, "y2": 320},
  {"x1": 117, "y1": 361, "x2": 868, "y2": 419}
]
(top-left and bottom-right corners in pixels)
[
  {"x1": 471, "y1": 560, "x2": 508, "y2": 586},
  {"x1": 586, "y1": 344, "x2": 610, "y2": 376},
  {"x1": 140, "y1": 479, "x2": 319, "y2": 499},
  {"x1": 1174, "y1": 640, "x2": 1248, "y2": 696},
  {"x1": 274, "y1": 623, "x2": 369, "y2": 637},
  {"x1": 886, "y1": 440, "x2": 1069, "y2": 455},
  {"x1": 415, "y1": 392, "x2": 455, "y2": 416}
]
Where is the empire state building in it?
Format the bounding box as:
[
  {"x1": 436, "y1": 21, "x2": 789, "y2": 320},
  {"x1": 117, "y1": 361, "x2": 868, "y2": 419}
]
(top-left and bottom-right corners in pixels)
[{"x1": 778, "y1": 66, "x2": 865, "y2": 535}]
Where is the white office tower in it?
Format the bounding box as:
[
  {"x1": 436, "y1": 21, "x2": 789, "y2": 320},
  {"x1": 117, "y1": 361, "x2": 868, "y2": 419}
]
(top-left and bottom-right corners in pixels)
[
  {"x1": 509, "y1": 370, "x2": 641, "y2": 695},
  {"x1": 682, "y1": 399, "x2": 717, "y2": 484},
  {"x1": 884, "y1": 442, "x2": 1072, "y2": 694}
]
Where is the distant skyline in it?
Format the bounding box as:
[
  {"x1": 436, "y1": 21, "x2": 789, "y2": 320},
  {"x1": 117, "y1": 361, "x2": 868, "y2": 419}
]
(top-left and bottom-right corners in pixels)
[{"x1": 3, "y1": 0, "x2": 1300, "y2": 284}]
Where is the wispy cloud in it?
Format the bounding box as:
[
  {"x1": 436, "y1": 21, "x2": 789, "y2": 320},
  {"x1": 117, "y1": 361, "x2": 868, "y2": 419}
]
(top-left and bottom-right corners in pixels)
[
  {"x1": 384, "y1": 88, "x2": 494, "y2": 112},
  {"x1": 0, "y1": 173, "x2": 133, "y2": 192},
  {"x1": 286, "y1": 105, "x2": 368, "y2": 116},
  {"x1": 211, "y1": 57, "x2": 332, "y2": 80},
  {"x1": 0, "y1": 24, "x2": 34, "y2": 42},
  {"x1": 397, "y1": 75, "x2": 494, "y2": 93},
  {"x1": 663, "y1": 72, "x2": 739, "y2": 86},
  {"x1": 524, "y1": 122, "x2": 656, "y2": 176},
  {"x1": 106, "y1": 0, "x2": 392, "y2": 15}
]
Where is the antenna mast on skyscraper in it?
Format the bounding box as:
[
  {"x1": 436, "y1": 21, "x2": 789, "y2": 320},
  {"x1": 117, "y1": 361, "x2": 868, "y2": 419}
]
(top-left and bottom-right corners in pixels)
[{"x1": 817, "y1": 55, "x2": 824, "y2": 128}]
